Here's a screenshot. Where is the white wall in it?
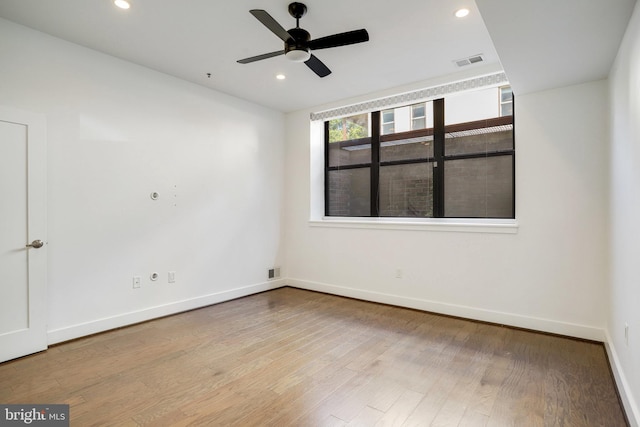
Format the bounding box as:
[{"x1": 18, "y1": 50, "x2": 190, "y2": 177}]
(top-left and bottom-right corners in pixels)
[
  {"x1": 285, "y1": 77, "x2": 610, "y2": 341},
  {"x1": 609, "y1": 1, "x2": 640, "y2": 423},
  {"x1": 0, "y1": 18, "x2": 285, "y2": 343}
]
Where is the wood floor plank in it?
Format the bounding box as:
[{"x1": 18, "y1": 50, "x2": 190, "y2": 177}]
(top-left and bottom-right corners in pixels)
[
  {"x1": 237, "y1": 366, "x2": 357, "y2": 426},
  {"x1": 346, "y1": 405, "x2": 385, "y2": 426},
  {"x1": 0, "y1": 287, "x2": 628, "y2": 426},
  {"x1": 429, "y1": 324, "x2": 508, "y2": 426},
  {"x1": 374, "y1": 389, "x2": 425, "y2": 427}
]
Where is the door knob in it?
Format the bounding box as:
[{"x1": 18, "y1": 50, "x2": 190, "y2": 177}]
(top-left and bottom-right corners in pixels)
[{"x1": 26, "y1": 240, "x2": 44, "y2": 249}]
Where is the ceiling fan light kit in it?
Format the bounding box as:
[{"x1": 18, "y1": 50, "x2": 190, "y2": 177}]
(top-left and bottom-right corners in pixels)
[
  {"x1": 284, "y1": 26, "x2": 312, "y2": 62},
  {"x1": 285, "y1": 48, "x2": 311, "y2": 62},
  {"x1": 237, "y1": 2, "x2": 369, "y2": 77}
]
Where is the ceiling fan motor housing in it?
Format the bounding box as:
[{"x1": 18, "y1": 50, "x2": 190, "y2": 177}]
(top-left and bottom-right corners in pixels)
[{"x1": 285, "y1": 27, "x2": 311, "y2": 62}]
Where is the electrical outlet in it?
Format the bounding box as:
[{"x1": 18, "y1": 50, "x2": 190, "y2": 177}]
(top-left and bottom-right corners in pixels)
[
  {"x1": 133, "y1": 276, "x2": 141, "y2": 289},
  {"x1": 168, "y1": 271, "x2": 176, "y2": 283}
]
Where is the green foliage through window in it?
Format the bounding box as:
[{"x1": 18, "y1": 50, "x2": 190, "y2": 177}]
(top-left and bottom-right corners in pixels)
[{"x1": 328, "y1": 113, "x2": 369, "y2": 143}]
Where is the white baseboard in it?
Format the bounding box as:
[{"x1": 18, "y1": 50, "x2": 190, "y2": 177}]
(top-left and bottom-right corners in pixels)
[
  {"x1": 47, "y1": 279, "x2": 286, "y2": 345},
  {"x1": 604, "y1": 330, "x2": 640, "y2": 427},
  {"x1": 286, "y1": 278, "x2": 605, "y2": 342}
]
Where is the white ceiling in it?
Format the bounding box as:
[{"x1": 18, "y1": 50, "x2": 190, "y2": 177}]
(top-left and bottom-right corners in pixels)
[
  {"x1": 477, "y1": 0, "x2": 636, "y2": 97},
  {"x1": 0, "y1": 0, "x2": 636, "y2": 112}
]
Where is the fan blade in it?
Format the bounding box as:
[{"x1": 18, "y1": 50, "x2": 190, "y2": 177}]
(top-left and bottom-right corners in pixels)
[
  {"x1": 305, "y1": 54, "x2": 331, "y2": 78},
  {"x1": 250, "y1": 9, "x2": 293, "y2": 42},
  {"x1": 309, "y1": 29, "x2": 369, "y2": 50},
  {"x1": 237, "y1": 50, "x2": 285, "y2": 64}
]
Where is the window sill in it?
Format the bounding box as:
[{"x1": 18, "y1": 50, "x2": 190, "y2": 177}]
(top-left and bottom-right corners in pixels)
[{"x1": 309, "y1": 217, "x2": 518, "y2": 234}]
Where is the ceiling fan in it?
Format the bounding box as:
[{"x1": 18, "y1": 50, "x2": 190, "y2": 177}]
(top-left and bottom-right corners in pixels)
[{"x1": 237, "y1": 2, "x2": 369, "y2": 78}]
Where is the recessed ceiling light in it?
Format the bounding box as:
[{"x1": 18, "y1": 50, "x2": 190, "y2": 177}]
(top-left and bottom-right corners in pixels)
[
  {"x1": 114, "y1": 0, "x2": 131, "y2": 10},
  {"x1": 276, "y1": 74, "x2": 286, "y2": 80},
  {"x1": 455, "y1": 8, "x2": 470, "y2": 18}
]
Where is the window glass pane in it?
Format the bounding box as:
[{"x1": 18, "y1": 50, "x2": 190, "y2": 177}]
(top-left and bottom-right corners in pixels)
[
  {"x1": 444, "y1": 156, "x2": 513, "y2": 218},
  {"x1": 412, "y1": 103, "x2": 425, "y2": 118},
  {"x1": 380, "y1": 136, "x2": 433, "y2": 163},
  {"x1": 327, "y1": 169, "x2": 370, "y2": 216},
  {"x1": 327, "y1": 114, "x2": 371, "y2": 168},
  {"x1": 328, "y1": 139, "x2": 371, "y2": 168},
  {"x1": 501, "y1": 103, "x2": 513, "y2": 116},
  {"x1": 411, "y1": 117, "x2": 426, "y2": 130},
  {"x1": 380, "y1": 163, "x2": 433, "y2": 217},
  {"x1": 381, "y1": 104, "x2": 433, "y2": 135},
  {"x1": 445, "y1": 87, "x2": 513, "y2": 156},
  {"x1": 445, "y1": 88, "x2": 500, "y2": 125},
  {"x1": 328, "y1": 114, "x2": 369, "y2": 143},
  {"x1": 445, "y1": 123, "x2": 513, "y2": 156}
]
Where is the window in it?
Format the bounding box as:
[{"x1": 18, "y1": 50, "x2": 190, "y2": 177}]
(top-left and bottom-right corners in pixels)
[
  {"x1": 381, "y1": 109, "x2": 394, "y2": 135},
  {"x1": 326, "y1": 113, "x2": 372, "y2": 216},
  {"x1": 500, "y1": 86, "x2": 513, "y2": 116},
  {"x1": 325, "y1": 88, "x2": 515, "y2": 219},
  {"x1": 411, "y1": 103, "x2": 426, "y2": 130}
]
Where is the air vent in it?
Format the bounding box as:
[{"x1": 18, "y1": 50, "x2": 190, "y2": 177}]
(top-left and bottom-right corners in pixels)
[
  {"x1": 455, "y1": 54, "x2": 484, "y2": 67},
  {"x1": 268, "y1": 267, "x2": 281, "y2": 280}
]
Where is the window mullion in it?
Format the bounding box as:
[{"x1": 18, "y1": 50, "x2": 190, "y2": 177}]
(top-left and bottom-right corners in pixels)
[
  {"x1": 370, "y1": 111, "x2": 380, "y2": 217},
  {"x1": 324, "y1": 120, "x2": 330, "y2": 217},
  {"x1": 433, "y1": 98, "x2": 445, "y2": 218}
]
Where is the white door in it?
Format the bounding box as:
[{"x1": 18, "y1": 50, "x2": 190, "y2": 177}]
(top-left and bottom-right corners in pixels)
[{"x1": 0, "y1": 106, "x2": 47, "y2": 363}]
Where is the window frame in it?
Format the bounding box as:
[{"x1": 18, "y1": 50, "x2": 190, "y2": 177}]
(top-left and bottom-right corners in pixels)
[{"x1": 324, "y1": 96, "x2": 515, "y2": 219}]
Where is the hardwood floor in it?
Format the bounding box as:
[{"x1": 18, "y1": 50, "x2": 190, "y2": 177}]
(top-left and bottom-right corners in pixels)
[{"x1": 0, "y1": 287, "x2": 627, "y2": 426}]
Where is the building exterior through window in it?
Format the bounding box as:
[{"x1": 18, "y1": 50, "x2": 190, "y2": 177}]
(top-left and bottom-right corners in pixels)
[{"x1": 325, "y1": 86, "x2": 514, "y2": 219}]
